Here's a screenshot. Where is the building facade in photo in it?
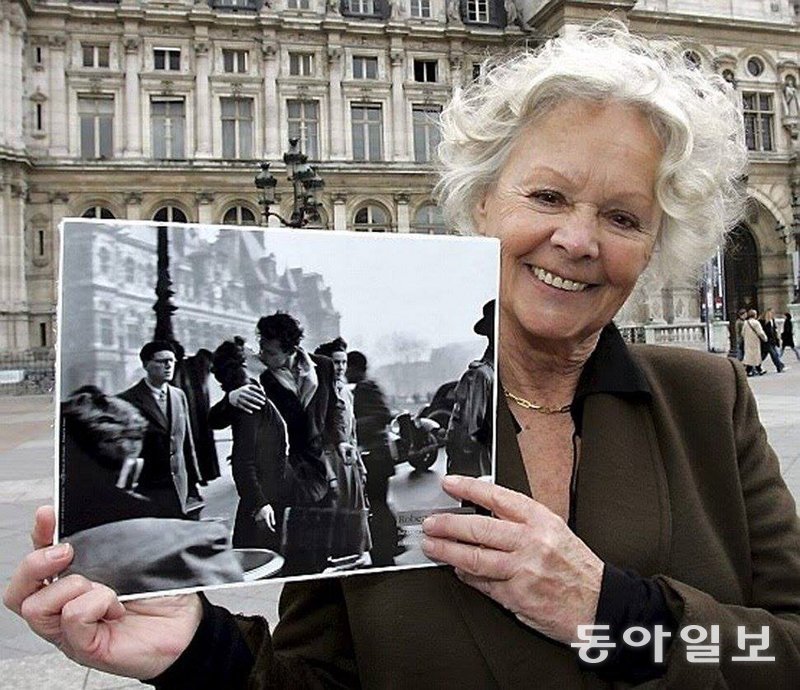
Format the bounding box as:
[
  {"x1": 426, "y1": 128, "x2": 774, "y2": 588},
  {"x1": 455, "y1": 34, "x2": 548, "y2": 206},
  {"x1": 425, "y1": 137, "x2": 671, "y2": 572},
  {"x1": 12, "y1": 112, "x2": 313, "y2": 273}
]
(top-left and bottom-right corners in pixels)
[{"x1": 0, "y1": 0, "x2": 798, "y2": 360}]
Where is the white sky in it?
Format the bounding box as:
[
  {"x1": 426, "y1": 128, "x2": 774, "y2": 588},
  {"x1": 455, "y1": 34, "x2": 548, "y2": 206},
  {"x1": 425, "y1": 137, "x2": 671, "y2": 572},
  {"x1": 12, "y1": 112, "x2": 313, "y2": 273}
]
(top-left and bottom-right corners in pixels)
[{"x1": 254, "y1": 228, "x2": 499, "y2": 358}]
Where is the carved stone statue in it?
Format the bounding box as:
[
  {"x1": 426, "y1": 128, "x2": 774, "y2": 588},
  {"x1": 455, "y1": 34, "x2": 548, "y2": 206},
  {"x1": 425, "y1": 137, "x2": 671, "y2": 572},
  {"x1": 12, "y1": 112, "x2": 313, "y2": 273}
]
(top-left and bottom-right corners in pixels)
[
  {"x1": 390, "y1": 0, "x2": 404, "y2": 19},
  {"x1": 504, "y1": 0, "x2": 519, "y2": 27},
  {"x1": 783, "y1": 75, "x2": 799, "y2": 119},
  {"x1": 446, "y1": 0, "x2": 462, "y2": 24}
]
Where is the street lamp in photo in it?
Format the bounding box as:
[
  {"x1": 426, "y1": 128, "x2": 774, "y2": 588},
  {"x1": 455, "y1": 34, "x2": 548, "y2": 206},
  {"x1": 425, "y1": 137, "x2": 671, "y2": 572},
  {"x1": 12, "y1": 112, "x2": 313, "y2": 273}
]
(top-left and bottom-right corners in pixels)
[{"x1": 254, "y1": 138, "x2": 325, "y2": 228}]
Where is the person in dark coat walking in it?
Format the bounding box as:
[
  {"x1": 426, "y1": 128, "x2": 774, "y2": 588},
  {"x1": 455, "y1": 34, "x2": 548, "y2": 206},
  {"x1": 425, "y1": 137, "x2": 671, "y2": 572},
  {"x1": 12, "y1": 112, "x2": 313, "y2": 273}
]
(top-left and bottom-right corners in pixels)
[
  {"x1": 760, "y1": 308, "x2": 785, "y2": 373},
  {"x1": 781, "y1": 312, "x2": 800, "y2": 361}
]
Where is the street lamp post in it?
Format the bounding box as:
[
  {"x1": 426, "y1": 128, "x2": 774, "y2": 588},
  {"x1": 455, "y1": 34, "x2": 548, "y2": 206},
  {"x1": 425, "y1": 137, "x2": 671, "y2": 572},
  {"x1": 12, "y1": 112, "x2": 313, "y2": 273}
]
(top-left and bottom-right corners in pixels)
[{"x1": 255, "y1": 138, "x2": 325, "y2": 228}]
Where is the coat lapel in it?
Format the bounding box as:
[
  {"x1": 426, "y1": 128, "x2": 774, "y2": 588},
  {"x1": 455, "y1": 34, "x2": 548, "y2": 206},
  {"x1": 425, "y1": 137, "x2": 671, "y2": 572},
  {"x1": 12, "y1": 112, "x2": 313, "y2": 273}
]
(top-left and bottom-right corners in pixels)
[
  {"x1": 446, "y1": 389, "x2": 671, "y2": 684},
  {"x1": 132, "y1": 380, "x2": 169, "y2": 431}
]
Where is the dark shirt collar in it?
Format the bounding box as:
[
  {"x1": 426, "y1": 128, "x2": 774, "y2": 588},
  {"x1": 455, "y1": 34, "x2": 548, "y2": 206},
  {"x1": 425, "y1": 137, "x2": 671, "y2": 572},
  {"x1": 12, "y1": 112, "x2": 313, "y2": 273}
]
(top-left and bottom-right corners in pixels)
[{"x1": 507, "y1": 322, "x2": 651, "y2": 435}]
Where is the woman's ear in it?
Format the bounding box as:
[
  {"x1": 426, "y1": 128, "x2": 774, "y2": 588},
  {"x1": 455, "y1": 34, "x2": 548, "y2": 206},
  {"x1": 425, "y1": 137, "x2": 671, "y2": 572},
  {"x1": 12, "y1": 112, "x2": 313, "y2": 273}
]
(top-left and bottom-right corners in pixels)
[{"x1": 472, "y1": 194, "x2": 489, "y2": 236}]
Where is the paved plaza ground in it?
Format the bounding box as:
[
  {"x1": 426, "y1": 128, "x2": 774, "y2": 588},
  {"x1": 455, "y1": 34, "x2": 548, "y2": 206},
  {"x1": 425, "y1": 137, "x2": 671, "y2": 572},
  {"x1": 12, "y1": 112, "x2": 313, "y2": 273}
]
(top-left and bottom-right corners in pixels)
[{"x1": 0, "y1": 360, "x2": 798, "y2": 689}]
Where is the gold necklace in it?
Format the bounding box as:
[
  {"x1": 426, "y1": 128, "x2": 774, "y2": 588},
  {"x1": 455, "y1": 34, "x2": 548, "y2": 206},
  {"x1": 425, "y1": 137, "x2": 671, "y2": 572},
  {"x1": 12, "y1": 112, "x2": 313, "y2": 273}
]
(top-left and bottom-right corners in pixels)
[{"x1": 502, "y1": 387, "x2": 572, "y2": 415}]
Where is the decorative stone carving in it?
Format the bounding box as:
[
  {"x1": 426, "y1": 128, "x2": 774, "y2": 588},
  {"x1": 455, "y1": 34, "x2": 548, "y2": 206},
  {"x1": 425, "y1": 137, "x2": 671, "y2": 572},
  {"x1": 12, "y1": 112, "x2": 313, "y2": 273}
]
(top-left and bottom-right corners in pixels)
[
  {"x1": 196, "y1": 191, "x2": 215, "y2": 204},
  {"x1": 49, "y1": 35, "x2": 67, "y2": 49},
  {"x1": 332, "y1": 192, "x2": 347, "y2": 204},
  {"x1": 394, "y1": 192, "x2": 410, "y2": 204},
  {"x1": 782, "y1": 75, "x2": 799, "y2": 141},
  {"x1": 261, "y1": 40, "x2": 277, "y2": 58},
  {"x1": 446, "y1": 0, "x2": 462, "y2": 24},
  {"x1": 89, "y1": 78, "x2": 103, "y2": 94},
  {"x1": 327, "y1": 46, "x2": 342, "y2": 64},
  {"x1": 48, "y1": 191, "x2": 70, "y2": 204},
  {"x1": 194, "y1": 42, "x2": 209, "y2": 57},
  {"x1": 161, "y1": 80, "x2": 174, "y2": 94},
  {"x1": 327, "y1": 0, "x2": 341, "y2": 15},
  {"x1": 11, "y1": 182, "x2": 28, "y2": 200},
  {"x1": 123, "y1": 192, "x2": 143, "y2": 205},
  {"x1": 124, "y1": 37, "x2": 141, "y2": 54},
  {"x1": 390, "y1": 50, "x2": 404, "y2": 67}
]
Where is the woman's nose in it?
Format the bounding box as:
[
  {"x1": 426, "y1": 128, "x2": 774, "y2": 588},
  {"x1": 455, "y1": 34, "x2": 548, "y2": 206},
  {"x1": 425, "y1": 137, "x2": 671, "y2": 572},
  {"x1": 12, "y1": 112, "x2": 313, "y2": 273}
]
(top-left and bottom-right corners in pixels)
[{"x1": 549, "y1": 205, "x2": 600, "y2": 261}]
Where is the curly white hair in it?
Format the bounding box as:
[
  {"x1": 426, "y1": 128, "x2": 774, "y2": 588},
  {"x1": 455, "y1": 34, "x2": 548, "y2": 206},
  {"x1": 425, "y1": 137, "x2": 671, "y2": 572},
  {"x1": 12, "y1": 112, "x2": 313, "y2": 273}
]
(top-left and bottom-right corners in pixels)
[{"x1": 434, "y1": 20, "x2": 748, "y2": 284}]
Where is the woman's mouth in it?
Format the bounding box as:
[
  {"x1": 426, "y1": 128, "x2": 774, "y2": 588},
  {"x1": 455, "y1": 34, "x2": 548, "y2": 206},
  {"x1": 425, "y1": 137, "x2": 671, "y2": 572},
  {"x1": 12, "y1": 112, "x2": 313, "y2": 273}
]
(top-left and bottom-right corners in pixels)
[{"x1": 529, "y1": 266, "x2": 590, "y2": 292}]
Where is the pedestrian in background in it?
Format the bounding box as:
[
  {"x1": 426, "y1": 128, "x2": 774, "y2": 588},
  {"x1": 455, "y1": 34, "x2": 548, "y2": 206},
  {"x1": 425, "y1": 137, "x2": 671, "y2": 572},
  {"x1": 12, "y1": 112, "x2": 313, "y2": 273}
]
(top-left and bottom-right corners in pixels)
[
  {"x1": 743, "y1": 309, "x2": 767, "y2": 376},
  {"x1": 781, "y1": 312, "x2": 800, "y2": 361},
  {"x1": 760, "y1": 308, "x2": 785, "y2": 373},
  {"x1": 734, "y1": 307, "x2": 747, "y2": 360}
]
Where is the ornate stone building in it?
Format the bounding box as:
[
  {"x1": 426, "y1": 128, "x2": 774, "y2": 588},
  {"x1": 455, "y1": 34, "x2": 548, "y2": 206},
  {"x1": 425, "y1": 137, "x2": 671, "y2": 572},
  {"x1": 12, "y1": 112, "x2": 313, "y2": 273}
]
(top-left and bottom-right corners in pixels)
[{"x1": 1, "y1": 0, "x2": 798, "y2": 356}]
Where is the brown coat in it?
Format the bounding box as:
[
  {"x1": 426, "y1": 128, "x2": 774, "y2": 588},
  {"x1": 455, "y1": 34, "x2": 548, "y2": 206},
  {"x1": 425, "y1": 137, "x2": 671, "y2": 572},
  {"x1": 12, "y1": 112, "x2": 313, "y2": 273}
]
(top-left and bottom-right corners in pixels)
[{"x1": 235, "y1": 345, "x2": 800, "y2": 689}]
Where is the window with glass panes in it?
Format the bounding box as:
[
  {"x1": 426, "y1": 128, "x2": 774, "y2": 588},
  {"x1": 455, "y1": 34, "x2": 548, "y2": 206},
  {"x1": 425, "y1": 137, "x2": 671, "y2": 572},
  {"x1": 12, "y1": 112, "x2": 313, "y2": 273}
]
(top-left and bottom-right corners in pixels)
[
  {"x1": 287, "y1": 0, "x2": 311, "y2": 8},
  {"x1": 346, "y1": 0, "x2": 375, "y2": 13},
  {"x1": 410, "y1": 0, "x2": 431, "y2": 17},
  {"x1": 412, "y1": 204, "x2": 446, "y2": 234},
  {"x1": 351, "y1": 104, "x2": 383, "y2": 161},
  {"x1": 412, "y1": 105, "x2": 441, "y2": 163},
  {"x1": 81, "y1": 206, "x2": 115, "y2": 219},
  {"x1": 223, "y1": 49, "x2": 248, "y2": 73},
  {"x1": 353, "y1": 205, "x2": 390, "y2": 231},
  {"x1": 79, "y1": 96, "x2": 114, "y2": 160},
  {"x1": 353, "y1": 56, "x2": 378, "y2": 79},
  {"x1": 221, "y1": 97, "x2": 254, "y2": 159},
  {"x1": 289, "y1": 52, "x2": 315, "y2": 76},
  {"x1": 154, "y1": 48, "x2": 180, "y2": 71},
  {"x1": 466, "y1": 0, "x2": 489, "y2": 22},
  {"x1": 413, "y1": 60, "x2": 437, "y2": 82},
  {"x1": 287, "y1": 100, "x2": 319, "y2": 159},
  {"x1": 223, "y1": 206, "x2": 258, "y2": 225},
  {"x1": 151, "y1": 98, "x2": 186, "y2": 159},
  {"x1": 742, "y1": 92, "x2": 774, "y2": 152},
  {"x1": 153, "y1": 206, "x2": 188, "y2": 223},
  {"x1": 82, "y1": 44, "x2": 109, "y2": 68}
]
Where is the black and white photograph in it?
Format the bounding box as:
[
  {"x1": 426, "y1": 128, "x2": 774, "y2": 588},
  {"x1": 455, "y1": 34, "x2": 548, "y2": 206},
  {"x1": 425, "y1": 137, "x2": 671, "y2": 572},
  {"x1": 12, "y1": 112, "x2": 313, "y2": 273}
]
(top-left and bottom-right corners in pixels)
[{"x1": 55, "y1": 218, "x2": 499, "y2": 598}]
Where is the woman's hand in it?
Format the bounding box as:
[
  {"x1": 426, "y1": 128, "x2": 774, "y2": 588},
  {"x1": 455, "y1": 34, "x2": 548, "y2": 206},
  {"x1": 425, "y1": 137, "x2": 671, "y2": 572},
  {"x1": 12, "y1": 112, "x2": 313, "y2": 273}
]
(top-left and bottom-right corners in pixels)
[
  {"x1": 256, "y1": 504, "x2": 277, "y2": 532},
  {"x1": 3, "y1": 506, "x2": 203, "y2": 680},
  {"x1": 421, "y1": 475, "x2": 604, "y2": 644}
]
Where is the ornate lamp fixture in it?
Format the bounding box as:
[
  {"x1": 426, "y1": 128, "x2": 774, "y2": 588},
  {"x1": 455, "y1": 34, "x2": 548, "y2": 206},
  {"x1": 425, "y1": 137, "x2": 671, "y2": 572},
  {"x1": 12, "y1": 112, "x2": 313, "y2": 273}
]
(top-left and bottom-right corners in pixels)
[{"x1": 255, "y1": 138, "x2": 325, "y2": 227}]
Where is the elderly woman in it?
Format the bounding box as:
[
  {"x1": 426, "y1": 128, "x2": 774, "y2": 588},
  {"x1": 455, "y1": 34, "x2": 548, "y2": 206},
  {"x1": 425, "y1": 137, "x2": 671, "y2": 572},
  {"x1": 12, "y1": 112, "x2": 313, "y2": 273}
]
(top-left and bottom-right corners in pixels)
[{"x1": 6, "y1": 22, "x2": 800, "y2": 687}]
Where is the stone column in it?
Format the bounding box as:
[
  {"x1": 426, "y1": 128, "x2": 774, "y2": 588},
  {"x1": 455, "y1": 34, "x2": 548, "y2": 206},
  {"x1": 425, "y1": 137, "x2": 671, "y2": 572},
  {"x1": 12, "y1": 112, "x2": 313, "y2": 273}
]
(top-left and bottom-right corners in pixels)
[
  {"x1": 395, "y1": 193, "x2": 410, "y2": 232},
  {"x1": 124, "y1": 191, "x2": 143, "y2": 220},
  {"x1": 48, "y1": 192, "x2": 70, "y2": 280},
  {"x1": 0, "y1": 182, "x2": 31, "y2": 351},
  {"x1": 49, "y1": 36, "x2": 68, "y2": 156},
  {"x1": 390, "y1": 49, "x2": 406, "y2": 161},
  {"x1": 194, "y1": 42, "x2": 212, "y2": 159},
  {"x1": 327, "y1": 46, "x2": 345, "y2": 160},
  {"x1": 262, "y1": 40, "x2": 280, "y2": 160},
  {"x1": 9, "y1": 10, "x2": 25, "y2": 151},
  {"x1": 449, "y1": 54, "x2": 463, "y2": 90},
  {"x1": 123, "y1": 38, "x2": 142, "y2": 158},
  {"x1": 332, "y1": 193, "x2": 347, "y2": 231},
  {"x1": 0, "y1": 16, "x2": 9, "y2": 148},
  {"x1": 196, "y1": 192, "x2": 215, "y2": 225}
]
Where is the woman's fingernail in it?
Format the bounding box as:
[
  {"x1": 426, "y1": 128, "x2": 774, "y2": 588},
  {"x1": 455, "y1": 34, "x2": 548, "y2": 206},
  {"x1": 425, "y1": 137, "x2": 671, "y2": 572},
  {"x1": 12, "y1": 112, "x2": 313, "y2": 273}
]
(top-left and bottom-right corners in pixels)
[
  {"x1": 422, "y1": 516, "x2": 436, "y2": 532},
  {"x1": 421, "y1": 537, "x2": 436, "y2": 555},
  {"x1": 46, "y1": 543, "x2": 71, "y2": 560}
]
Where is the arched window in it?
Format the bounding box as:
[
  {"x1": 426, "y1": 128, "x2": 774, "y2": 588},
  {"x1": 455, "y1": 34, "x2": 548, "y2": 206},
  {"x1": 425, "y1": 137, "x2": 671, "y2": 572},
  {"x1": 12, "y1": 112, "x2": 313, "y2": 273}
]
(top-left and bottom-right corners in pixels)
[
  {"x1": 412, "y1": 204, "x2": 447, "y2": 235},
  {"x1": 223, "y1": 206, "x2": 258, "y2": 226},
  {"x1": 82, "y1": 206, "x2": 115, "y2": 219},
  {"x1": 353, "y1": 204, "x2": 390, "y2": 232},
  {"x1": 153, "y1": 206, "x2": 188, "y2": 223}
]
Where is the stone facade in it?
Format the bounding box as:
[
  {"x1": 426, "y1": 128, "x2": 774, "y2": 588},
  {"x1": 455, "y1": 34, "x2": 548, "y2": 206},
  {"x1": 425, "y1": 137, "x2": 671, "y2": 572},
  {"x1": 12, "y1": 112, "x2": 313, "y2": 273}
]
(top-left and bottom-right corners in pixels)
[{"x1": 1, "y1": 0, "x2": 799, "y2": 354}]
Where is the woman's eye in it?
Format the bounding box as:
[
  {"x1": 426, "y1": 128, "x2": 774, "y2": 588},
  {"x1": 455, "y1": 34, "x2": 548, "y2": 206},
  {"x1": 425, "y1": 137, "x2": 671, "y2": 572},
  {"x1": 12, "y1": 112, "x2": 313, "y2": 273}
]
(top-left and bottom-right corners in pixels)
[
  {"x1": 607, "y1": 212, "x2": 642, "y2": 231},
  {"x1": 529, "y1": 190, "x2": 566, "y2": 206}
]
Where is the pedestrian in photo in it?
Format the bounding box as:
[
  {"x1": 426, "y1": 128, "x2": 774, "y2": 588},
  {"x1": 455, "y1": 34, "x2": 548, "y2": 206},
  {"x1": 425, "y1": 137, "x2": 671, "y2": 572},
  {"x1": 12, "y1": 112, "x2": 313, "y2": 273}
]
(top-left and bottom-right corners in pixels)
[
  {"x1": 782, "y1": 312, "x2": 800, "y2": 361},
  {"x1": 118, "y1": 340, "x2": 203, "y2": 518},
  {"x1": 760, "y1": 308, "x2": 785, "y2": 373},
  {"x1": 346, "y1": 350, "x2": 398, "y2": 566},
  {"x1": 734, "y1": 307, "x2": 747, "y2": 360},
  {"x1": 211, "y1": 338, "x2": 289, "y2": 553},
  {"x1": 315, "y1": 337, "x2": 371, "y2": 564},
  {"x1": 743, "y1": 308, "x2": 767, "y2": 376},
  {"x1": 9, "y1": 21, "x2": 800, "y2": 688},
  {"x1": 446, "y1": 300, "x2": 495, "y2": 477},
  {"x1": 209, "y1": 312, "x2": 351, "y2": 574}
]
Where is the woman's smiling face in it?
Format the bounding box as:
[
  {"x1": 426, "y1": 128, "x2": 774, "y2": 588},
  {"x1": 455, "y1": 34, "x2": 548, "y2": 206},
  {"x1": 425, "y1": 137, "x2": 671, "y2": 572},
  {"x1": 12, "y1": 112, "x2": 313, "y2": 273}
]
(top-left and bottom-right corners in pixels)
[{"x1": 474, "y1": 99, "x2": 663, "y2": 349}]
